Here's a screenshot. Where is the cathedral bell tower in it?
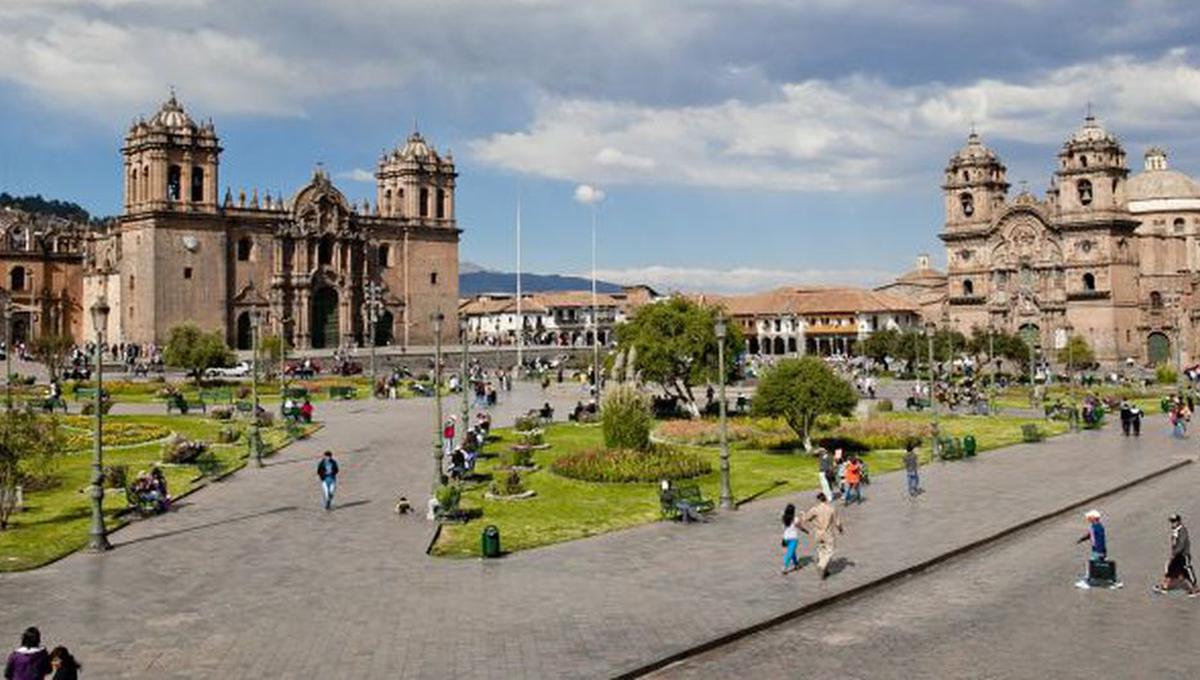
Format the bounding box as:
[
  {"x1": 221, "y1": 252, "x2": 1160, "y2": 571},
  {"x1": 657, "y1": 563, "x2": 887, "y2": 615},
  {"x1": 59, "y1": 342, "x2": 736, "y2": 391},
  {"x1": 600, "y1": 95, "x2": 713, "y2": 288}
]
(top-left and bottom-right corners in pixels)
[
  {"x1": 122, "y1": 92, "x2": 221, "y2": 215},
  {"x1": 1054, "y1": 114, "x2": 1128, "y2": 216},
  {"x1": 374, "y1": 129, "x2": 457, "y2": 225},
  {"x1": 942, "y1": 131, "x2": 1009, "y2": 231}
]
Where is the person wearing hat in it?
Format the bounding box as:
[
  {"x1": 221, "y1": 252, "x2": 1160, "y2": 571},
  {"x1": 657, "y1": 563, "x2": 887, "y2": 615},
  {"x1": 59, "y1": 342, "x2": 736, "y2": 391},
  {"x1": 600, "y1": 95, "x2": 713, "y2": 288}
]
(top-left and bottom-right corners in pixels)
[
  {"x1": 1075, "y1": 509, "x2": 1115, "y2": 587},
  {"x1": 1154, "y1": 514, "x2": 1199, "y2": 596}
]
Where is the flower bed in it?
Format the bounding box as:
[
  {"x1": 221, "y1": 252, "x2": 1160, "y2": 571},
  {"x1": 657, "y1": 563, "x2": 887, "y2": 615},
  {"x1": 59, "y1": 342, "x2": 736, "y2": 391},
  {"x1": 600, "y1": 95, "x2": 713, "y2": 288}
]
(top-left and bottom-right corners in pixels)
[
  {"x1": 63, "y1": 421, "x2": 171, "y2": 450},
  {"x1": 550, "y1": 445, "x2": 711, "y2": 483},
  {"x1": 816, "y1": 419, "x2": 928, "y2": 452}
]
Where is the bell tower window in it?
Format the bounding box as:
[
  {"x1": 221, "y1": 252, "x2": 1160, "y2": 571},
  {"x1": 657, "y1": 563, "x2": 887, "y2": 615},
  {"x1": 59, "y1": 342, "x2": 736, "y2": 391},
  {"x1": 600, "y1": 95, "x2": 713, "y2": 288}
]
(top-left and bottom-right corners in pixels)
[
  {"x1": 167, "y1": 165, "x2": 182, "y2": 201},
  {"x1": 191, "y1": 166, "x2": 204, "y2": 202},
  {"x1": 1077, "y1": 179, "x2": 1093, "y2": 206},
  {"x1": 1082, "y1": 273, "x2": 1095, "y2": 291},
  {"x1": 436, "y1": 188, "x2": 446, "y2": 219},
  {"x1": 959, "y1": 192, "x2": 975, "y2": 217},
  {"x1": 962, "y1": 279, "x2": 974, "y2": 296},
  {"x1": 419, "y1": 188, "x2": 430, "y2": 218}
]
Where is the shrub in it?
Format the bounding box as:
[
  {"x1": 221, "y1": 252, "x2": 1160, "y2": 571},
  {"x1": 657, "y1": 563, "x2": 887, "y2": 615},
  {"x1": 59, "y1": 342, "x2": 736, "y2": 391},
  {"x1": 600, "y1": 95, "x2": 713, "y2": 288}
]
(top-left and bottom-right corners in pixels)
[
  {"x1": 1155, "y1": 363, "x2": 1178, "y2": 384},
  {"x1": 236, "y1": 386, "x2": 251, "y2": 399},
  {"x1": 819, "y1": 419, "x2": 928, "y2": 451},
  {"x1": 550, "y1": 445, "x2": 711, "y2": 483},
  {"x1": 601, "y1": 384, "x2": 653, "y2": 452},
  {"x1": 514, "y1": 415, "x2": 538, "y2": 432},
  {"x1": 814, "y1": 413, "x2": 842, "y2": 430},
  {"x1": 489, "y1": 470, "x2": 526, "y2": 496},
  {"x1": 505, "y1": 448, "x2": 534, "y2": 468},
  {"x1": 516, "y1": 429, "x2": 544, "y2": 447},
  {"x1": 210, "y1": 407, "x2": 233, "y2": 421},
  {"x1": 1021, "y1": 424, "x2": 1044, "y2": 443},
  {"x1": 874, "y1": 399, "x2": 894, "y2": 413},
  {"x1": 161, "y1": 435, "x2": 209, "y2": 464},
  {"x1": 217, "y1": 427, "x2": 241, "y2": 444},
  {"x1": 80, "y1": 400, "x2": 114, "y2": 416},
  {"x1": 255, "y1": 411, "x2": 275, "y2": 427},
  {"x1": 435, "y1": 484, "x2": 461, "y2": 511},
  {"x1": 103, "y1": 464, "x2": 129, "y2": 489}
]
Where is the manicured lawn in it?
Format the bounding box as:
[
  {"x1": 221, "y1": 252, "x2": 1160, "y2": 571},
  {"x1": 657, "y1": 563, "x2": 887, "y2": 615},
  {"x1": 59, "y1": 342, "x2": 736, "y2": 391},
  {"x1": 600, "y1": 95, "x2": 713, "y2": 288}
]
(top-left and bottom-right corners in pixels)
[
  {"x1": 434, "y1": 411, "x2": 1077, "y2": 558},
  {"x1": 46, "y1": 375, "x2": 431, "y2": 405},
  {"x1": 0, "y1": 414, "x2": 318, "y2": 572},
  {"x1": 992, "y1": 384, "x2": 1172, "y2": 413}
]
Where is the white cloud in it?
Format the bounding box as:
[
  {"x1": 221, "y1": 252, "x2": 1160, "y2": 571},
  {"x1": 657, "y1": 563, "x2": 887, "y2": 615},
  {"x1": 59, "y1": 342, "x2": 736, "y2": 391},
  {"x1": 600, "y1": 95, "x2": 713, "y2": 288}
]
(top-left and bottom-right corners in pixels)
[
  {"x1": 573, "y1": 184, "x2": 605, "y2": 205},
  {"x1": 593, "y1": 265, "x2": 893, "y2": 294},
  {"x1": 337, "y1": 168, "x2": 375, "y2": 183},
  {"x1": 473, "y1": 49, "x2": 1200, "y2": 192}
]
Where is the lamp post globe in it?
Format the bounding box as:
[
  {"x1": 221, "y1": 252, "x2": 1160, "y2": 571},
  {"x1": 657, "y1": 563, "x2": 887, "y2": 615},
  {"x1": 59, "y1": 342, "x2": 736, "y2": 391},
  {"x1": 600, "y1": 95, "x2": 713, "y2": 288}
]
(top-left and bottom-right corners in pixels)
[{"x1": 88, "y1": 296, "x2": 111, "y2": 552}]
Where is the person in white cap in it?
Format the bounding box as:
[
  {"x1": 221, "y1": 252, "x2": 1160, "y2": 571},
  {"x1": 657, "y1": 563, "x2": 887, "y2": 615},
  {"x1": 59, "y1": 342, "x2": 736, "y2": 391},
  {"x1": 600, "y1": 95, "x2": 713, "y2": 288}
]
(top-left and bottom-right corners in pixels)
[{"x1": 1075, "y1": 509, "x2": 1117, "y2": 588}]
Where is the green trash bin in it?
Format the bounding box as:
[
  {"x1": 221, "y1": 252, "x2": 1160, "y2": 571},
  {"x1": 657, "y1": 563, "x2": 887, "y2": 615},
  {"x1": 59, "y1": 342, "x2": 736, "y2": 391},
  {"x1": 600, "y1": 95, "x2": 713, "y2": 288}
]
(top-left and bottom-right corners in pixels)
[
  {"x1": 1161, "y1": 398, "x2": 1171, "y2": 413},
  {"x1": 963, "y1": 434, "x2": 977, "y2": 458},
  {"x1": 481, "y1": 525, "x2": 501, "y2": 558}
]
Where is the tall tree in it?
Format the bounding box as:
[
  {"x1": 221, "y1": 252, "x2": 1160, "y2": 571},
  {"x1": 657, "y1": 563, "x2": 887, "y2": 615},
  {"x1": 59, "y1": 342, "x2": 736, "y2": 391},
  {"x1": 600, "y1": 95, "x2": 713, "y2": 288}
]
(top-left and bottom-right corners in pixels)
[
  {"x1": 1056, "y1": 334, "x2": 1095, "y2": 368},
  {"x1": 0, "y1": 411, "x2": 63, "y2": 530},
  {"x1": 615, "y1": 298, "x2": 744, "y2": 406},
  {"x1": 28, "y1": 333, "x2": 74, "y2": 382},
  {"x1": 753, "y1": 356, "x2": 858, "y2": 451},
  {"x1": 162, "y1": 324, "x2": 234, "y2": 385}
]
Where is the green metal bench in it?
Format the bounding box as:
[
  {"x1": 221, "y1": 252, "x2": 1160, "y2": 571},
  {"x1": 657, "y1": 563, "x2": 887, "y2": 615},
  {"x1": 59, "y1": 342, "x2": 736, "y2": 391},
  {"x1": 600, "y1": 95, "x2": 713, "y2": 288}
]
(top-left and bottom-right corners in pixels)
[
  {"x1": 234, "y1": 400, "x2": 254, "y2": 414},
  {"x1": 659, "y1": 482, "x2": 715, "y2": 520},
  {"x1": 74, "y1": 387, "x2": 97, "y2": 402},
  {"x1": 328, "y1": 385, "x2": 357, "y2": 400},
  {"x1": 26, "y1": 396, "x2": 67, "y2": 413},
  {"x1": 166, "y1": 394, "x2": 207, "y2": 414}
]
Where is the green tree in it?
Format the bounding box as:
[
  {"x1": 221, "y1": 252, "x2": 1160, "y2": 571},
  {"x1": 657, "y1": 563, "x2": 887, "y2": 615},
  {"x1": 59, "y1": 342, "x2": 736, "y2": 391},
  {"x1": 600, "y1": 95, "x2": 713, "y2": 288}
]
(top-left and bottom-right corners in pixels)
[
  {"x1": 0, "y1": 411, "x2": 64, "y2": 529},
  {"x1": 615, "y1": 298, "x2": 744, "y2": 405},
  {"x1": 28, "y1": 332, "x2": 75, "y2": 382},
  {"x1": 162, "y1": 324, "x2": 234, "y2": 385},
  {"x1": 1056, "y1": 334, "x2": 1095, "y2": 368},
  {"x1": 601, "y1": 384, "x2": 653, "y2": 451},
  {"x1": 260, "y1": 334, "x2": 284, "y2": 376},
  {"x1": 859, "y1": 328, "x2": 900, "y2": 363},
  {"x1": 753, "y1": 356, "x2": 858, "y2": 451}
]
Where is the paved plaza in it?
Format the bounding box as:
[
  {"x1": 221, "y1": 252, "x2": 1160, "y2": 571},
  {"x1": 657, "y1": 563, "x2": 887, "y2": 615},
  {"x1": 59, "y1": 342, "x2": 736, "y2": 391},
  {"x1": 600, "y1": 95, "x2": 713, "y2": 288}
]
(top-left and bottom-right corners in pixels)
[{"x1": 0, "y1": 384, "x2": 1195, "y2": 678}]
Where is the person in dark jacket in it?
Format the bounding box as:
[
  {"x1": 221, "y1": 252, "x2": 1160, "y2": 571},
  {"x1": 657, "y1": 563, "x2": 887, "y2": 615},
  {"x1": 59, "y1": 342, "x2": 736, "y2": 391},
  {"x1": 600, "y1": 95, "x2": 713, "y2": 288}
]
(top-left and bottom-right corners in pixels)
[
  {"x1": 316, "y1": 451, "x2": 339, "y2": 511},
  {"x1": 4, "y1": 627, "x2": 50, "y2": 680},
  {"x1": 48, "y1": 647, "x2": 80, "y2": 680},
  {"x1": 1155, "y1": 514, "x2": 1199, "y2": 596}
]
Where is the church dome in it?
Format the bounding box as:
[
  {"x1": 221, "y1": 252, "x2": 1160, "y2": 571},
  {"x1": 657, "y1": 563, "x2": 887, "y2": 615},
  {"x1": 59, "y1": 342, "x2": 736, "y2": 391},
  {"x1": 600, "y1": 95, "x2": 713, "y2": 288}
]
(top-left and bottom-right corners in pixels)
[
  {"x1": 1068, "y1": 115, "x2": 1117, "y2": 145},
  {"x1": 951, "y1": 131, "x2": 998, "y2": 164},
  {"x1": 1127, "y1": 148, "x2": 1200, "y2": 201},
  {"x1": 147, "y1": 92, "x2": 197, "y2": 132},
  {"x1": 395, "y1": 131, "x2": 440, "y2": 162}
]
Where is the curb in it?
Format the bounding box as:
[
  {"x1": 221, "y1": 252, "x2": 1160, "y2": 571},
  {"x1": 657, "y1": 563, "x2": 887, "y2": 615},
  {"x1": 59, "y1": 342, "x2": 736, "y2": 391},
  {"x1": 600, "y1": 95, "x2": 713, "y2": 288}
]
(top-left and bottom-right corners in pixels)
[{"x1": 614, "y1": 456, "x2": 1194, "y2": 679}]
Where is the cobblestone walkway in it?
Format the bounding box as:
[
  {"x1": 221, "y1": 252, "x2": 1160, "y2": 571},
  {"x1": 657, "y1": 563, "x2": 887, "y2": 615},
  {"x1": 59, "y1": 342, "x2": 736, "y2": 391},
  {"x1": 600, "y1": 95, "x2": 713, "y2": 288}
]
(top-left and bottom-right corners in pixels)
[{"x1": 0, "y1": 387, "x2": 1192, "y2": 679}]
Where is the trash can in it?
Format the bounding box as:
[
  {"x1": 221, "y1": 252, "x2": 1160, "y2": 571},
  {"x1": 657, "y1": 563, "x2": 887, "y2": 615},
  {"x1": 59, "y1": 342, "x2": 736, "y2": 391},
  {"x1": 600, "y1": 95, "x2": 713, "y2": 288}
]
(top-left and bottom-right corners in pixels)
[
  {"x1": 481, "y1": 525, "x2": 501, "y2": 558},
  {"x1": 1161, "y1": 398, "x2": 1171, "y2": 413},
  {"x1": 963, "y1": 434, "x2": 977, "y2": 458}
]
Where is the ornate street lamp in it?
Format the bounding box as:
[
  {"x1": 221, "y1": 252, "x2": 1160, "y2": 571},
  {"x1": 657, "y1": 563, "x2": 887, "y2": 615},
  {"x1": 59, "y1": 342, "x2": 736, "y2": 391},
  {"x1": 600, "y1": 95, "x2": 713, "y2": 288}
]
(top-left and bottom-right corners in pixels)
[
  {"x1": 431, "y1": 311, "x2": 445, "y2": 490},
  {"x1": 925, "y1": 321, "x2": 940, "y2": 461},
  {"x1": 460, "y1": 316, "x2": 470, "y2": 438},
  {"x1": 88, "y1": 296, "x2": 111, "y2": 552},
  {"x1": 250, "y1": 307, "x2": 264, "y2": 466},
  {"x1": 362, "y1": 282, "x2": 383, "y2": 398},
  {"x1": 4, "y1": 301, "x2": 14, "y2": 412},
  {"x1": 715, "y1": 315, "x2": 734, "y2": 510}
]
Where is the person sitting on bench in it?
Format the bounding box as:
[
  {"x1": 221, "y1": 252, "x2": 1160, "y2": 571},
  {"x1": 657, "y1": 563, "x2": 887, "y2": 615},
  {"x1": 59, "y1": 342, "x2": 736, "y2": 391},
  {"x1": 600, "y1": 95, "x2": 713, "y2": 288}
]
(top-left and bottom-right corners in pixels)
[{"x1": 660, "y1": 480, "x2": 705, "y2": 523}]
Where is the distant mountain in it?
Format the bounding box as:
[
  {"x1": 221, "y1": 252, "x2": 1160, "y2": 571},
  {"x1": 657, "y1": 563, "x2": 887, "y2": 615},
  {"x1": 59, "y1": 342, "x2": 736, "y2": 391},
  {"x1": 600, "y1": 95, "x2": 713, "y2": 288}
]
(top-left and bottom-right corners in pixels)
[
  {"x1": 0, "y1": 192, "x2": 92, "y2": 223},
  {"x1": 460, "y1": 263, "x2": 623, "y2": 296}
]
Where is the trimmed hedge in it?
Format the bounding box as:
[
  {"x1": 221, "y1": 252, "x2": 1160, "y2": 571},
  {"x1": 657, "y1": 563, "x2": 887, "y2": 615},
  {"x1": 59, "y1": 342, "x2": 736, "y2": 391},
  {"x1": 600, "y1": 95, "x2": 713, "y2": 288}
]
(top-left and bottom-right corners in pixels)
[{"x1": 550, "y1": 445, "x2": 711, "y2": 483}]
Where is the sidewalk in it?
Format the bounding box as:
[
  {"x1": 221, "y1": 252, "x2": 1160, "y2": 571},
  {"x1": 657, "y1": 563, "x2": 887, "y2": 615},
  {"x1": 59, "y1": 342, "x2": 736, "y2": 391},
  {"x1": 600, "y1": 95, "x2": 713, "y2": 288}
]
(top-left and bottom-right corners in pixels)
[{"x1": 0, "y1": 391, "x2": 1192, "y2": 679}]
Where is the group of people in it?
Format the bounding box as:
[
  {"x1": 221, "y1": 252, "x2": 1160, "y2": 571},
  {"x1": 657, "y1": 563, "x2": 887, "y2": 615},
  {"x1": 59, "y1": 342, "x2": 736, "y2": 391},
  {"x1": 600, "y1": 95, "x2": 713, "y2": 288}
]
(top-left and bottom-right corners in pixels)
[
  {"x1": 1166, "y1": 394, "x2": 1192, "y2": 438},
  {"x1": 816, "y1": 448, "x2": 869, "y2": 506},
  {"x1": 4, "y1": 627, "x2": 79, "y2": 680},
  {"x1": 1075, "y1": 510, "x2": 1198, "y2": 597},
  {"x1": 130, "y1": 467, "x2": 170, "y2": 514},
  {"x1": 780, "y1": 493, "x2": 844, "y2": 579},
  {"x1": 1117, "y1": 400, "x2": 1145, "y2": 436},
  {"x1": 282, "y1": 397, "x2": 314, "y2": 424}
]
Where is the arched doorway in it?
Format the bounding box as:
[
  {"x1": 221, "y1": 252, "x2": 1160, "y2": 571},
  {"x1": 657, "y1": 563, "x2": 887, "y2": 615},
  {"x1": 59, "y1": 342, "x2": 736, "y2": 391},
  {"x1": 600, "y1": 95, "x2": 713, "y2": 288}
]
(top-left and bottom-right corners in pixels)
[
  {"x1": 1019, "y1": 323, "x2": 1040, "y2": 348},
  {"x1": 748, "y1": 337, "x2": 760, "y2": 354},
  {"x1": 1148, "y1": 332, "x2": 1171, "y2": 366},
  {"x1": 235, "y1": 312, "x2": 252, "y2": 350},
  {"x1": 374, "y1": 310, "x2": 394, "y2": 347},
  {"x1": 311, "y1": 287, "x2": 339, "y2": 349},
  {"x1": 773, "y1": 337, "x2": 786, "y2": 355}
]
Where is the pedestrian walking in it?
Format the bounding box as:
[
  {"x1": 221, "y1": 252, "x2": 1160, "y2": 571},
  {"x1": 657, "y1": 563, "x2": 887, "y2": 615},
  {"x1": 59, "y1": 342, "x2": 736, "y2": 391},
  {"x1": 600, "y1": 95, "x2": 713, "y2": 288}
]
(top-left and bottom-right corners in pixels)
[
  {"x1": 4, "y1": 627, "x2": 50, "y2": 680},
  {"x1": 1131, "y1": 405, "x2": 1143, "y2": 436},
  {"x1": 801, "y1": 493, "x2": 844, "y2": 580},
  {"x1": 843, "y1": 456, "x2": 864, "y2": 505},
  {"x1": 903, "y1": 441, "x2": 921, "y2": 497},
  {"x1": 1074, "y1": 509, "x2": 1120, "y2": 589},
  {"x1": 442, "y1": 416, "x2": 456, "y2": 458},
  {"x1": 780, "y1": 503, "x2": 806, "y2": 574},
  {"x1": 48, "y1": 647, "x2": 80, "y2": 680},
  {"x1": 316, "y1": 450, "x2": 339, "y2": 511},
  {"x1": 817, "y1": 448, "x2": 835, "y2": 500},
  {"x1": 1154, "y1": 514, "x2": 1200, "y2": 596},
  {"x1": 1119, "y1": 401, "x2": 1132, "y2": 436}
]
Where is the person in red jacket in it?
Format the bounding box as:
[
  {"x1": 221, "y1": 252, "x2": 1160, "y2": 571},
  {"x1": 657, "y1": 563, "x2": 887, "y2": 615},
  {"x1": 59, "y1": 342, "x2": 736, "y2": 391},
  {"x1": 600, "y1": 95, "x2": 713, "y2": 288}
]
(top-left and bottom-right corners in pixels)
[{"x1": 843, "y1": 456, "x2": 864, "y2": 505}]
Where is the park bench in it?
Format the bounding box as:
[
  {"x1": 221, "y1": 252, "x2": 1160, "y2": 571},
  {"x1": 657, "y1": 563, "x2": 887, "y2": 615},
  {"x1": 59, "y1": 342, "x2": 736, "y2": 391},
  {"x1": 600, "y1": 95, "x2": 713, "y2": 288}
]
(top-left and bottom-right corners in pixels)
[
  {"x1": 328, "y1": 385, "x2": 357, "y2": 400},
  {"x1": 124, "y1": 485, "x2": 161, "y2": 516},
  {"x1": 166, "y1": 394, "x2": 206, "y2": 414},
  {"x1": 234, "y1": 400, "x2": 254, "y2": 414},
  {"x1": 199, "y1": 388, "x2": 233, "y2": 404},
  {"x1": 905, "y1": 396, "x2": 930, "y2": 411},
  {"x1": 26, "y1": 396, "x2": 67, "y2": 413},
  {"x1": 283, "y1": 386, "x2": 309, "y2": 400},
  {"x1": 659, "y1": 482, "x2": 714, "y2": 521},
  {"x1": 74, "y1": 387, "x2": 97, "y2": 402}
]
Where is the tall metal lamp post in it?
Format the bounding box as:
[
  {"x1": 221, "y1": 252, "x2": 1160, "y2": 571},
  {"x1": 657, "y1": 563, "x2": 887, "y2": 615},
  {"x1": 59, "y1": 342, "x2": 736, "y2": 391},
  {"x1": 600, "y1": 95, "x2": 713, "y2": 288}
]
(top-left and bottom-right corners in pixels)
[
  {"x1": 363, "y1": 282, "x2": 383, "y2": 398},
  {"x1": 4, "y1": 301, "x2": 14, "y2": 412},
  {"x1": 250, "y1": 308, "x2": 263, "y2": 467},
  {"x1": 88, "y1": 297, "x2": 111, "y2": 552},
  {"x1": 926, "y1": 322, "x2": 940, "y2": 461},
  {"x1": 715, "y1": 315, "x2": 734, "y2": 510},
  {"x1": 1063, "y1": 322, "x2": 1077, "y2": 432},
  {"x1": 460, "y1": 317, "x2": 470, "y2": 434},
  {"x1": 431, "y1": 312, "x2": 445, "y2": 489}
]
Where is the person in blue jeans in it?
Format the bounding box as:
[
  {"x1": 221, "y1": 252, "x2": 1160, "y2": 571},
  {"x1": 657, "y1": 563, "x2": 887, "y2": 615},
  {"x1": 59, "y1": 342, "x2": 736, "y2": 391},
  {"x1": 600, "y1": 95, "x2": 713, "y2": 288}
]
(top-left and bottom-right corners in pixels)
[
  {"x1": 780, "y1": 503, "x2": 807, "y2": 574},
  {"x1": 903, "y1": 441, "x2": 921, "y2": 498},
  {"x1": 316, "y1": 450, "x2": 339, "y2": 510}
]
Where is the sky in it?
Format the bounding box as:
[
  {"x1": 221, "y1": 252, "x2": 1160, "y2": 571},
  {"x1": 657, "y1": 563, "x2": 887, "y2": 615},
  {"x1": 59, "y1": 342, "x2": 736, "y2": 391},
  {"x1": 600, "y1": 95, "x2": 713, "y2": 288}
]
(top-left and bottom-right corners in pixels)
[{"x1": 2, "y1": 0, "x2": 1200, "y2": 293}]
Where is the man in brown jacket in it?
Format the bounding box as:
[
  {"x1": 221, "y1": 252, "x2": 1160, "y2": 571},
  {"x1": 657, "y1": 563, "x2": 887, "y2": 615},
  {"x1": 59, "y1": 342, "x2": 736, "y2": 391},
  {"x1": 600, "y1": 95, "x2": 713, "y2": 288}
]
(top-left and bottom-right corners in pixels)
[{"x1": 802, "y1": 492, "x2": 844, "y2": 579}]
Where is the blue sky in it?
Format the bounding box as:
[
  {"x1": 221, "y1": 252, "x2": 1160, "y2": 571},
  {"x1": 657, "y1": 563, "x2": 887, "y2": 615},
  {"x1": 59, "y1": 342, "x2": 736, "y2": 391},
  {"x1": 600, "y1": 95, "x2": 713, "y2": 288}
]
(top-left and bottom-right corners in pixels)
[{"x1": 2, "y1": 0, "x2": 1200, "y2": 292}]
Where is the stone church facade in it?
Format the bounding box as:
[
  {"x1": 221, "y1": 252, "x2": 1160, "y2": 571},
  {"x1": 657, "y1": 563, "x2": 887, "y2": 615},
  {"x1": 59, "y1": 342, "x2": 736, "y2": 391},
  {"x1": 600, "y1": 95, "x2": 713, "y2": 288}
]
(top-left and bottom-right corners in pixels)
[
  {"x1": 85, "y1": 94, "x2": 460, "y2": 349},
  {"x1": 938, "y1": 116, "x2": 1200, "y2": 366}
]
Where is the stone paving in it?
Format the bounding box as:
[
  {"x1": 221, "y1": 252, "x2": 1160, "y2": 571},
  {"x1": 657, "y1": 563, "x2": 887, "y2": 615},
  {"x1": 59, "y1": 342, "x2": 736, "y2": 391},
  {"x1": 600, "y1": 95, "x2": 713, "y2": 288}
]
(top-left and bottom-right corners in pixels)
[
  {"x1": 652, "y1": 459, "x2": 1200, "y2": 679},
  {"x1": 0, "y1": 384, "x2": 1194, "y2": 678}
]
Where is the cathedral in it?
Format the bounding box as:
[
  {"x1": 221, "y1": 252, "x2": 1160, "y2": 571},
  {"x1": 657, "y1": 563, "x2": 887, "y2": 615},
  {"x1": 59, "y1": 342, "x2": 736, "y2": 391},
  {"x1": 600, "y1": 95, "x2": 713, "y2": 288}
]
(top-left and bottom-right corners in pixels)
[
  {"x1": 935, "y1": 115, "x2": 1200, "y2": 366},
  {"x1": 84, "y1": 93, "x2": 460, "y2": 350}
]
